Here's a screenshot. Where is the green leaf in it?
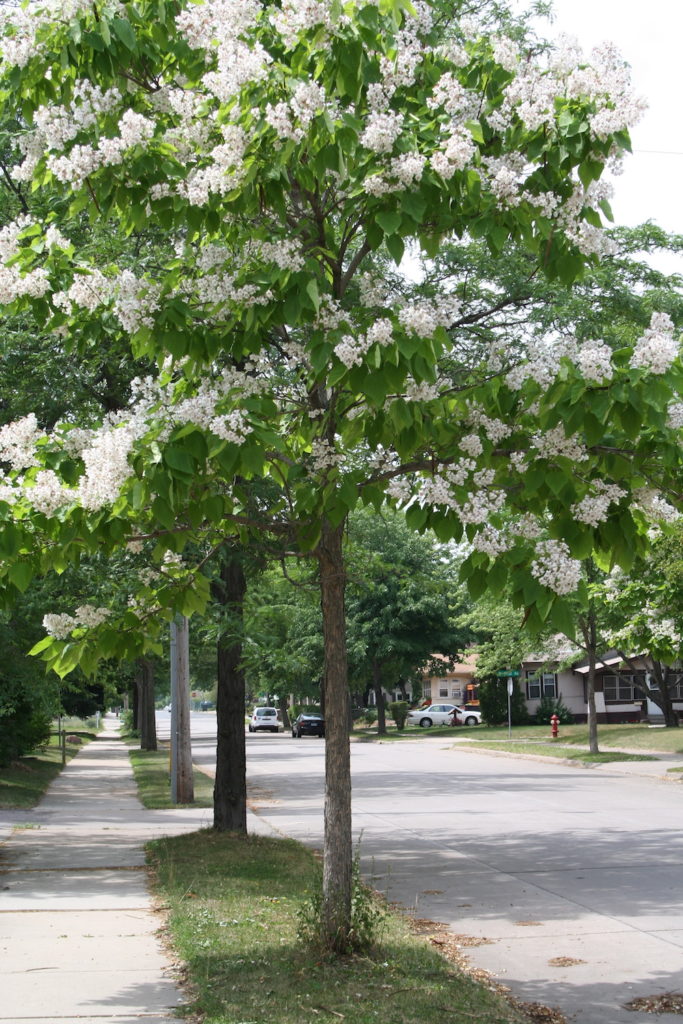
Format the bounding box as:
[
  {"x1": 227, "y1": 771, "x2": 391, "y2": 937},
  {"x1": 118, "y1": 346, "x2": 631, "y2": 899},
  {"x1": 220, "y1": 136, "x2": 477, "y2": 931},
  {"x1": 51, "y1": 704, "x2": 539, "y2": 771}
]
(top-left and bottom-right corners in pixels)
[
  {"x1": 9, "y1": 562, "x2": 32, "y2": 593},
  {"x1": 305, "y1": 277, "x2": 321, "y2": 312},
  {"x1": 376, "y1": 210, "x2": 402, "y2": 236},
  {"x1": 386, "y1": 233, "x2": 405, "y2": 265},
  {"x1": 112, "y1": 17, "x2": 137, "y2": 50}
]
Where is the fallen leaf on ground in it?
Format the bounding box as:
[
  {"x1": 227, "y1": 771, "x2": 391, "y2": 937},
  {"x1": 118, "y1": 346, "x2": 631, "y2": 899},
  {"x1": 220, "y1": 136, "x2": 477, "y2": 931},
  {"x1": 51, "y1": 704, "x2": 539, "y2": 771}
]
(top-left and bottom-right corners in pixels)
[
  {"x1": 548, "y1": 957, "x2": 586, "y2": 967},
  {"x1": 624, "y1": 992, "x2": 683, "y2": 1015}
]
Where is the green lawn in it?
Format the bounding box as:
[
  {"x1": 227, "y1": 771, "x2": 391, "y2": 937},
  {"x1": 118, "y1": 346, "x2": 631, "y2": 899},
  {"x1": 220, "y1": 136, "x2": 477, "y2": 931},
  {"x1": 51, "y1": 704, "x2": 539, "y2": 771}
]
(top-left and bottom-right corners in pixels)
[
  {"x1": 0, "y1": 730, "x2": 95, "y2": 809},
  {"x1": 148, "y1": 829, "x2": 534, "y2": 1024},
  {"x1": 128, "y1": 748, "x2": 214, "y2": 808},
  {"x1": 355, "y1": 722, "x2": 683, "y2": 756},
  {"x1": 457, "y1": 740, "x2": 656, "y2": 763}
]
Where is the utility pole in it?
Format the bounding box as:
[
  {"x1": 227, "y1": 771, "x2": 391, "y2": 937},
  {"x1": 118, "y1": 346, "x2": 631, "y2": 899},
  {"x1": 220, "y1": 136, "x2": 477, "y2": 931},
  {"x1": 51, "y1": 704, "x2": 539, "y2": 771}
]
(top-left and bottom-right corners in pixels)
[{"x1": 170, "y1": 615, "x2": 194, "y2": 804}]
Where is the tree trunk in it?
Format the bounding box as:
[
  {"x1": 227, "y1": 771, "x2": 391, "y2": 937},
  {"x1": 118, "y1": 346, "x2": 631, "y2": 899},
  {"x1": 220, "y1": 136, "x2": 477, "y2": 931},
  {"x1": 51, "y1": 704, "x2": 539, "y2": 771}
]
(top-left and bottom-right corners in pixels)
[
  {"x1": 137, "y1": 657, "x2": 157, "y2": 751},
  {"x1": 131, "y1": 679, "x2": 139, "y2": 732},
  {"x1": 213, "y1": 552, "x2": 248, "y2": 832},
  {"x1": 372, "y1": 659, "x2": 387, "y2": 735},
  {"x1": 318, "y1": 517, "x2": 352, "y2": 952},
  {"x1": 651, "y1": 661, "x2": 679, "y2": 727},
  {"x1": 170, "y1": 615, "x2": 194, "y2": 804},
  {"x1": 581, "y1": 610, "x2": 599, "y2": 755},
  {"x1": 278, "y1": 695, "x2": 291, "y2": 731}
]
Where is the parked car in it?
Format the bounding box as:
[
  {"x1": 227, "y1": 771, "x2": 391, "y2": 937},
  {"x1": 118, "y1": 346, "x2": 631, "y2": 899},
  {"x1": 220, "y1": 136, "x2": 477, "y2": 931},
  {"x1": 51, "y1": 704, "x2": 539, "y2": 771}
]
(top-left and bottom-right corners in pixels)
[
  {"x1": 292, "y1": 713, "x2": 325, "y2": 738},
  {"x1": 248, "y1": 707, "x2": 283, "y2": 733},
  {"x1": 199, "y1": 700, "x2": 214, "y2": 711},
  {"x1": 405, "y1": 703, "x2": 458, "y2": 728},
  {"x1": 451, "y1": 705, "x2": 482, "y2": 726}
]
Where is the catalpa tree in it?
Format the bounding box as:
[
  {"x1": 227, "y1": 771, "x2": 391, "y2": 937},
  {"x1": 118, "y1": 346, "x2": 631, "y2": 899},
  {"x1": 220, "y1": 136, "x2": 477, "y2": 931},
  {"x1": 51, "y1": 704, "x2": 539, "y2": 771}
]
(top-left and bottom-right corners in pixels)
[{"x1": 0, "y1": 0, "x2": 680, "y2": 947}]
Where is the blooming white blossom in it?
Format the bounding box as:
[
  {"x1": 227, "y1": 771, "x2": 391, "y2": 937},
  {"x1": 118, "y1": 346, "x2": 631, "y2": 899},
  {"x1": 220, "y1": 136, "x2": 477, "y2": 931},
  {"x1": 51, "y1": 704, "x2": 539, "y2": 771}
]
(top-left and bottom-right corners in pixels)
[
  {"x1": 43, "y1": 603, "x2": 110, "y2": 639},
  {"x1": 630, "y1": 312, "x2": 679, "y2": 375},
  {"x1": 571, "y1": 481, "x2": 626, "y2": 527},
  {"x1": 531, "y1": 539, "x2": 582, "y2": 595},
  {"x1": 577, "y1": 340, "x2": 613, "y2": 383}
]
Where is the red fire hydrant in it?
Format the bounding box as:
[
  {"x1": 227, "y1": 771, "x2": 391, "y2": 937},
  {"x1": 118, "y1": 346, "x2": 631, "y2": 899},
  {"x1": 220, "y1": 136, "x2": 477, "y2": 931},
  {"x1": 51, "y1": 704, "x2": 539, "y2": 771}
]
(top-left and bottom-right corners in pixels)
[{"x1": 550, "y1": 714, "x2": 560, "y2": 740}]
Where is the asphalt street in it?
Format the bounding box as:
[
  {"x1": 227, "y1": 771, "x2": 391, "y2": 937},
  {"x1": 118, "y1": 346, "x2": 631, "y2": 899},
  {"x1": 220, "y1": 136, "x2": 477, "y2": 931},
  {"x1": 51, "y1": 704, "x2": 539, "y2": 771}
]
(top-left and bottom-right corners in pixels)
[{"x1": 157, "y1": 713, "x2": 683, "y2": 1024}]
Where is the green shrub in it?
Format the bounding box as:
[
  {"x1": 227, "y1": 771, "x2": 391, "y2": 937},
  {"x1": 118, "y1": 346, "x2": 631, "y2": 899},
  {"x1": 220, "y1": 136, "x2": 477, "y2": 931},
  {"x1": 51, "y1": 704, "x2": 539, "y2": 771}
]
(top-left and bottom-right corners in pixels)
[
  {"x1": 362, "y1": 708, "x2": 377, "y2": 726},
  {"x1": 0, "y1": 697, "x2": 51, "y2": 767},
  {"x1": 388, "y1": 700, "x2": 410, "y2": 730},
  {"x1": 477, "y1": 675, "x2": 530, "y2": 726},
  {"x1": 534, "y1": 693, "x2": 574, "y2": 725}
]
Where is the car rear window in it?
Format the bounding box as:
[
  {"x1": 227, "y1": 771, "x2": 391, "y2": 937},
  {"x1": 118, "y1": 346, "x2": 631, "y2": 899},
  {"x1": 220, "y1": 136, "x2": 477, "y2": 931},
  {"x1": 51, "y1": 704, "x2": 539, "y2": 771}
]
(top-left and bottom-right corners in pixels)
[{"x1": 256, "y1": 708, "x2": 276, "y2": 716}]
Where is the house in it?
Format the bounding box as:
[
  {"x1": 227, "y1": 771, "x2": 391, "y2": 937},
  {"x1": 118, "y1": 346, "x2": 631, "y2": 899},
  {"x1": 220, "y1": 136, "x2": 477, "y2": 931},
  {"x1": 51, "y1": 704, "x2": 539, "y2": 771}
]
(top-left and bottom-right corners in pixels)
[
  {"x1": 520, "y1": 650, "x2": 683, "y2": 724},
  {"x1": 421, "y1": 652, "x2": 479, "y2": 705}
]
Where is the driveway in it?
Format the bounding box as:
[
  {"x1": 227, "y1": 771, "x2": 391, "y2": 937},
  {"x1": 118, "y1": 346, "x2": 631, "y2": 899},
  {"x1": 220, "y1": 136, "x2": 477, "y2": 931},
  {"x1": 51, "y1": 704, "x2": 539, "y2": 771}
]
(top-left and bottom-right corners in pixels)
[{"x1": 239, "y1": 733, "x2": 683, "y2": 1024}]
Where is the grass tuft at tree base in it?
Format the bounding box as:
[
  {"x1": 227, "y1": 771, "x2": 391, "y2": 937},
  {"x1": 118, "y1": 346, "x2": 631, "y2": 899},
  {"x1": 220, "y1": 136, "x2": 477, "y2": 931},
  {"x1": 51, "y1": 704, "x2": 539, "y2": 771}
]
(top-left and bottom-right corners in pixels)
[{"x1": 147, "y1": 829, "x2": 530, "y2": 1024}]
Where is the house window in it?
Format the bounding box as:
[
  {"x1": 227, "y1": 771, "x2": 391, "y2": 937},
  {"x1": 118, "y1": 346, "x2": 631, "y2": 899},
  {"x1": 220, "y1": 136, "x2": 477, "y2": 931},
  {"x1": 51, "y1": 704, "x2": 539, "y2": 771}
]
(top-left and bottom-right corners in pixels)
[
  {"x1": 424, "y1": 686, "x2": 431, "y2": 700},
  {"x1": 669, "y1": 675, "x2": 683, "y2": 699},
  {"x1": 525, "y1": 671, "x2": 557, "y2": 700},
  {"x1": 439, "y1": 687, "x2": 448, "y2": 698},
  {"x1": 451, "y1": 687, "x2": 462, "y2": 700},
  {"x1": 603, "y1": 674, "x2": 634, "y2": 702}
]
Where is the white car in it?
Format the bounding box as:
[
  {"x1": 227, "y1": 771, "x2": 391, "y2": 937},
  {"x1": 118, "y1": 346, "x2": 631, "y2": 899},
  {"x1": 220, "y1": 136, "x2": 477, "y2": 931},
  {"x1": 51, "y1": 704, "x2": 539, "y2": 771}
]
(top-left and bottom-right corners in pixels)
[
  {"x1": 248, "y1": 707, "x2": 284, "y2": 733},
  {"x1": 406, "y1": 704, "x2": 482, "y2": 728}
]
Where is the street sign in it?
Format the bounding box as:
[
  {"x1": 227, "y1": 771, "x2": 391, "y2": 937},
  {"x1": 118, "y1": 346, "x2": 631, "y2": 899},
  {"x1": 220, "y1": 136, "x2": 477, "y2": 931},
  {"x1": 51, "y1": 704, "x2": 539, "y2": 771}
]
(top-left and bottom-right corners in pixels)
[{"x1": 496, "y1": 669, "x2": 520, "y2": 678}]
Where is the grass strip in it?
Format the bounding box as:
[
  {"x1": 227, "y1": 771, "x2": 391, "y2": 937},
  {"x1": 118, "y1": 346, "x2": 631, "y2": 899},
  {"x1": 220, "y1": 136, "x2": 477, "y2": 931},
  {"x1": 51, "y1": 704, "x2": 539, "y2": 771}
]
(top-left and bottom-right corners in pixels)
[
  {"x1": 0, "y1": 732, "x2": 94, "y2": 809},
  {"x1": 458, "y1": 740, "x2": 656, "y2": 763},
  {"x1": 129, "y1": 747, "x2": 214, "y2": 808},
  {"x1": 357, "y1": 722, "x2": 683, "y2": 754},
  {"x1": 147, "y1": 829, "x2": 530, "y2": 1024}
]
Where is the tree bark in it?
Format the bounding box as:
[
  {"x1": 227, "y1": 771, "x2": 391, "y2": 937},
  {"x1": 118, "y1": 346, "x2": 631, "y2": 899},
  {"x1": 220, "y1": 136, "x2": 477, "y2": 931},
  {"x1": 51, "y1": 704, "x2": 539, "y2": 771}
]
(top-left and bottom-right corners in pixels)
[
  {"x1": 651, "y1": 661, "x2": 680, "y2": 727},
  {"x1": 318, "y1": 517, "x2": 352, "y2": 952},
  {"x1": 579, "y1": 610, "x2": 600, "y2": 755},
  {"x1": 170, "y1": 615, "x2": 194, "y2": 804},
  {"x1": 137, "y1": 657, "x2": 157, "y2": 751},
  {"x1": 278, "y1": 694, "x2": 291, "y2": 731},
  {"x1": 213, "y1": 552, "x2": 248, "y2": 832},
  {"x1": 372, "y1": 658, "x2": 387, "y2": 735}
]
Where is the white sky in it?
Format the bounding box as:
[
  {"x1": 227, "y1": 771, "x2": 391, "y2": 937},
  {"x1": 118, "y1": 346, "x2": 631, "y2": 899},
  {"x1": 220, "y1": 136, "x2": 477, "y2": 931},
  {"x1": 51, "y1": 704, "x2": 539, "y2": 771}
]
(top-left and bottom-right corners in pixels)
[{"x1": 542, "y1": 0, "x2": 683, "y2": 239}]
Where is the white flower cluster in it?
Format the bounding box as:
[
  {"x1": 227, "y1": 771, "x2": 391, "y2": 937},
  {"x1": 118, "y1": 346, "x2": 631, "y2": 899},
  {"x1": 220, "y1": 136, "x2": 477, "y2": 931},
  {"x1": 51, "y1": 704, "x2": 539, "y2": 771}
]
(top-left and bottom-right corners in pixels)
[
  {"x1": 0, "y1": 414, "x2": 44, "y2": 470},
  {"x1": 633, "y1": 488, "x2": 681, "y2": 525},
  {"x1": 309, "y1": 438, "x2": 345, "y2": 473},
  {"x1": 630, "y1": 312, "x2": 679, "y2": 375},
  {"x1": 506, "y1": 334, "x2": 578, "y2": 391},
  {"x1": 181, "y1": 124, "x2": 249, "y2": 206},
  {"x1": 530, "y1": 539, "x2": 582, "y2": 595},
  {"x1": 360, "y1": 109, "x2": 404, "y2": 153},
  {"x1": 78, "y1": 424, "x2": 136, "y2": 510},
  {"x1": 466, "y1": 406, "x2": 513, "y2": 444},
  {"x1": 571, "y1": 481, "x2": 626, "y2": 527},
  {"x1": 46, "y1": 110, "x2": 156, "y2": 187},
  {"x1": 666, "y1": 403, "x2": 683, "y2": 430},
  {"x1": 333, "y1": 319, "x2": 395, "y2": 368},
  {"x1": 577, "y1": 340, "x2": 613, "y2": 383},
  {"x1": 0, "y1": 216, "x2": 51, "y2": 304},
  {"x1": 472, "y1": 524, "x2": 511, "y2": 557},
  {"x1": 398, "y1": 295, "x2": 460, "y2": 338},
  {"x1": 271, "y1": 0, "x2": 333, "y2": 51},
  {"x1": 265, "y1": 80, "x2": 327, "y2": 143},
  {"x1": 459, "y1": 433, "x2": 483, "y2": 457},
  {"x1": 259, "y1": 239, "x2": 305, "y2": 272},
  {"x1": 43, "y1": 603, "x2": 111, "y2": 640},
  {"x1": 532, "y1": 425, "x2": 588, "y2": 463},
  {"x1": 430, "y1": 126, "x2": 476, "y2": 178}
]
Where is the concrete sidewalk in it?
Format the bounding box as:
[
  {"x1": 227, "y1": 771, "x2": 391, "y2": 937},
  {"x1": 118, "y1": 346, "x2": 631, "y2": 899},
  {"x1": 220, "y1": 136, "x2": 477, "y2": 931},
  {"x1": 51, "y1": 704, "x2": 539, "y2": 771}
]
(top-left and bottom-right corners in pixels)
[{"x1": 0, "y1": 716, "x2": 218, "y2": 1024}]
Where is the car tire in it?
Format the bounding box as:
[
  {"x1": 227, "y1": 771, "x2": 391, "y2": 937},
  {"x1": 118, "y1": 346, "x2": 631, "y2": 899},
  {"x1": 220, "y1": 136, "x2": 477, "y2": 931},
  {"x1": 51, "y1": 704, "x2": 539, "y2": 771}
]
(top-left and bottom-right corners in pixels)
[
  {"x1": 464, "y1": 716, "x2": 478, "y2": 726},
  {"x1": 419, "y1": 717, "x2": 432, "y2": 728},
  {"x1": 248, "y1": 725, "x2": 253, "y2": 732}
]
